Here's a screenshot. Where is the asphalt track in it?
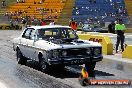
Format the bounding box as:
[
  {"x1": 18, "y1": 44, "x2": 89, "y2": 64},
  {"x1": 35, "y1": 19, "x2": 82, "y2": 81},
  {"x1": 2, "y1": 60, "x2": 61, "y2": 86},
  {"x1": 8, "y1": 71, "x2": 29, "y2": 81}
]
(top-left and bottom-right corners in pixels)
[{"x1": 0, "y1": 30, "x2": 132, "y2": 88}]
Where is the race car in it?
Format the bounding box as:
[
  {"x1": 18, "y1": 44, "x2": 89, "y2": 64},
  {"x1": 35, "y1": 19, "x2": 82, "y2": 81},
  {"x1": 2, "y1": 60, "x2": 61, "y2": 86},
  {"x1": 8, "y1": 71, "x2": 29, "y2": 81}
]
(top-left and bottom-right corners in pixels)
[{"x1": 13, "y1": 25, "x2": 103, "y2": 76}]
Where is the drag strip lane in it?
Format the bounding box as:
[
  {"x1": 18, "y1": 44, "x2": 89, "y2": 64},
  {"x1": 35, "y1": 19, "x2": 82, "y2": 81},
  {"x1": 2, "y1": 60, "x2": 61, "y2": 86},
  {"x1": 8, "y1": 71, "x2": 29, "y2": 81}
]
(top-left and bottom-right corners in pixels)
[{"x1": 0, "y1": 30, "x2": 132, "y2": 88}]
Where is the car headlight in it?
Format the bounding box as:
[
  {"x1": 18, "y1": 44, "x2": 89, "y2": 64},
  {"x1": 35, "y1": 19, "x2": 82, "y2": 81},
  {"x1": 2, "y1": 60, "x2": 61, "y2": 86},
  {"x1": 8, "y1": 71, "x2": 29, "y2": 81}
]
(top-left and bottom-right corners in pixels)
[
  {"x1": 86, "y1": 48, "x2": 91, "y2": 54},
  {"x1": 94, "y1": 48, "x2": 100, "y2": 56},
  {"x1": 62, "y1": 51, "x2": 67, "y2": 56},
  {"x1": 52, "y1": 50, "x2": 59, "y2": 58}
]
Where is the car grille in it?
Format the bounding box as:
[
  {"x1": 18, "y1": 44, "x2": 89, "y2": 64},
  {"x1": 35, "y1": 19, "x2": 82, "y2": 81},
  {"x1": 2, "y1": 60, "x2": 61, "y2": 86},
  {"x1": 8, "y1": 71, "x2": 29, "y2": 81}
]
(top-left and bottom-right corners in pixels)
[
  {"x1": 60, "y1": 47, "x2": 102, "y2": 58},
  {"x1": 61, "y1": 48, "x2": 88, "y2": 57}
]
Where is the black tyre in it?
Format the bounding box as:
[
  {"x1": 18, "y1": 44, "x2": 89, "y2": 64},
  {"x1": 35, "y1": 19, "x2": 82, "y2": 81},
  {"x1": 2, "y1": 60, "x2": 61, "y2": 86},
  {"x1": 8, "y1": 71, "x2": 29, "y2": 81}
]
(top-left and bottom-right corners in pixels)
[
  {"x1": 16, "y1": 48, "x2": 27, "y2": 65},
  {"x1": 39, "y1": 55, "x2": 49, "y2": 73},
  {"x1": 85, "y1": 62, "x2": 96, "y2": 77}
]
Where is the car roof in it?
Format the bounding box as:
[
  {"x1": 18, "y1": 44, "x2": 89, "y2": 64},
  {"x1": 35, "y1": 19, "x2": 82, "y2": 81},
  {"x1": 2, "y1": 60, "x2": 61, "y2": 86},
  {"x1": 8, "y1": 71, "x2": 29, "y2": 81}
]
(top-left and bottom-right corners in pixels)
[{"x1": 27, "y1": 25, "x2": 71, "y2": 30}]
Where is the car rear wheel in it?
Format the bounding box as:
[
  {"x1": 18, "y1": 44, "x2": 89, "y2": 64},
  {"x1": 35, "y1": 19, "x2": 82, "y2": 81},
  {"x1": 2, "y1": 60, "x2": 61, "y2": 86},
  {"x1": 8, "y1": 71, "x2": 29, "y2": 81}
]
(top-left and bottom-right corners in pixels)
[
  {"x1": 85, "y1": 62, "x2": 96, "y2": 77},
  {"x1": 16, "y1": 48, "x2": 27, "y2": 65}
]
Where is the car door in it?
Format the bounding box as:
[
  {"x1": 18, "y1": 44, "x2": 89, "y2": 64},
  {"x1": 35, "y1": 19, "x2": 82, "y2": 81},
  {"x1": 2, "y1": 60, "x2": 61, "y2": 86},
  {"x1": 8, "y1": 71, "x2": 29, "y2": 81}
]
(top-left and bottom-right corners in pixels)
[
  {"x1": 20, "y1": 28, "x2": 32, "y2": 58},
  {"x1": 27, "y1": 28, "x2": 38, "y2": 61}
]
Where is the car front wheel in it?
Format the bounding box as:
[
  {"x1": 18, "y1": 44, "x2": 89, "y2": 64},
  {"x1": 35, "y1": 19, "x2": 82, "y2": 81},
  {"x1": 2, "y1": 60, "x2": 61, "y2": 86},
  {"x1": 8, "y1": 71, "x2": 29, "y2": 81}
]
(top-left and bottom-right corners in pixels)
[
  {"x1": 16, "y1": 48, "x2": 27, "y2": 65},
  {"x1": 39, "y1": 55, "x2": 49, "y2": 73}
]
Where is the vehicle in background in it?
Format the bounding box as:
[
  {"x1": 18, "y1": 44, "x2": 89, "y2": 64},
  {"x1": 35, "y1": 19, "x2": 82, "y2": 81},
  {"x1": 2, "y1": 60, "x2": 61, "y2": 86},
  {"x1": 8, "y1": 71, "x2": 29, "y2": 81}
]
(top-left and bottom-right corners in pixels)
[{"x1": 82, "y1": 24, "x2": 107, "y2": 33}]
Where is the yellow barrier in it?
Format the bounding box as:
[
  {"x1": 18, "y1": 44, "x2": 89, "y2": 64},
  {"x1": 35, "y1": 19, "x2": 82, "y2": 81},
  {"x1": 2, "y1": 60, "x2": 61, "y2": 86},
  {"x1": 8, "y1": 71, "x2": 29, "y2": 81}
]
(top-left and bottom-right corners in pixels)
[
  {"x1": 78, "y1": 34, "x2": 113, "y2": 55},
  {"x1": 125, "y1": 28, "x2": 132, "y2": 33},
  {"x1": 122, "y1": 45, "x2": 132, "y2": 59},
  {"x1": 0, "y1": 24, "x2": 22, "y2": 30}
]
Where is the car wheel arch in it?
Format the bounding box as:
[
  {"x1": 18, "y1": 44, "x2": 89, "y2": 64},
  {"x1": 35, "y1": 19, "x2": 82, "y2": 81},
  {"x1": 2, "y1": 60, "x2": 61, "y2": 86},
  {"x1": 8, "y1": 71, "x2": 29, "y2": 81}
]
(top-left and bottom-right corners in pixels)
[
  {"x1": 38, "y1": 52, "x2": 43, "y2": 63},
  {"x1": 16, "y1": 46, "x2": 27, "y2": 65},
  {"x1": 38, "y1": 51, "x2": 49, "y2": 64}
]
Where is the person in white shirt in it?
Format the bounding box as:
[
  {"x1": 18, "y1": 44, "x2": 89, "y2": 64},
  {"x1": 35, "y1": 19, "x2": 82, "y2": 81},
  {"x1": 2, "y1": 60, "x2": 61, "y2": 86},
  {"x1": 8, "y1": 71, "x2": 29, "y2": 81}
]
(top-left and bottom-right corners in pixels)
[
  {"x1": 17, "y1": 0, "x2": 20, "y2": 3},
  {"x1": 49, "y1": 20, "x2": 55, "y2": 25}
]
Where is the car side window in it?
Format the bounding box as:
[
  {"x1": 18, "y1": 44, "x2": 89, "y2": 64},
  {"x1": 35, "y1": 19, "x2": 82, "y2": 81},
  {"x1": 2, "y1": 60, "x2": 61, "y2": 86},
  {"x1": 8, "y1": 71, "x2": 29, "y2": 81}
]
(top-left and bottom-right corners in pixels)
[
  {"x1": 22, "y1": 28, "x2": 34, "y2": 39},
  {"x1": 30, "y1": 29, "x2": 36, "y2": 40}
]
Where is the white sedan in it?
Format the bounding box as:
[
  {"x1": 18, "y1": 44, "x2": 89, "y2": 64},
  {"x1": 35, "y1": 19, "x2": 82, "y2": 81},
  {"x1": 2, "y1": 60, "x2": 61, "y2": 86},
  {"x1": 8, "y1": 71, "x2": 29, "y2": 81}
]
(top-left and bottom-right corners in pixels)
[{"x1": 13, "y1": 25, "x2": 103, "y2": 77}]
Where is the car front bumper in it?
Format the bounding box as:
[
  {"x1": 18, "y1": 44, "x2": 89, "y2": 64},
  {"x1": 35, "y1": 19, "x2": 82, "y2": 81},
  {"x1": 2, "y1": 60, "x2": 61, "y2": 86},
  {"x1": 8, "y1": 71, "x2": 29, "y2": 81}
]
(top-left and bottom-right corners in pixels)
[{"x1": 48, "y1": 56, "x2": 103, "y2": 65}]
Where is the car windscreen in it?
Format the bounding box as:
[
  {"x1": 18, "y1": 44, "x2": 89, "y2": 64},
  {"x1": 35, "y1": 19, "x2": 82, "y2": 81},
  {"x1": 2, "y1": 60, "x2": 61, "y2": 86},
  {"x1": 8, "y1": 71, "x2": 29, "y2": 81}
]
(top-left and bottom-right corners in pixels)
[{"x1": 37, "y1": 28, "x2": 78, "y2": 39}]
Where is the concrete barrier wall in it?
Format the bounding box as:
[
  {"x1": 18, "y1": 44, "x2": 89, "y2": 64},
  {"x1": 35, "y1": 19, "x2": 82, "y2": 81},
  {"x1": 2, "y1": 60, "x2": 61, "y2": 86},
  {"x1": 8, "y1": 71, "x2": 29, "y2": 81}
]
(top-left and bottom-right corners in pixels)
[
  {"x1": 0, "y1": 24, "x2": 22, "y2": 30},
  {"x1": 78, "y1": 34, "x2": 113, "y2": 55},
  {"x1": 122, "y1": 45, "x2": 132, "y2": 59}
]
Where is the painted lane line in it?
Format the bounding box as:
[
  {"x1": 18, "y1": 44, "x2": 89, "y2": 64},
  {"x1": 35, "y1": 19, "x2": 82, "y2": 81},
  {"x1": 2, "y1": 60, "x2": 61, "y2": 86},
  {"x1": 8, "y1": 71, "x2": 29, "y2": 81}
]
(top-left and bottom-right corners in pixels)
[{"x1": 103, "y1": 55, "x2": 132, "y2": 64}]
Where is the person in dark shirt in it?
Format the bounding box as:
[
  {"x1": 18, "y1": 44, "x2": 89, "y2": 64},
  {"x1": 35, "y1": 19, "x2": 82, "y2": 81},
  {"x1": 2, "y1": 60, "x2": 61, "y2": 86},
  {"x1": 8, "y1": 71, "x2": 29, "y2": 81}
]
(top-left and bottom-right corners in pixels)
[
  {"x1": 108, "y1": 21, "x2": 115, "y2": 33},
  {"x1": 1, "y1": 0, "x2": 6, "y2": 7}
]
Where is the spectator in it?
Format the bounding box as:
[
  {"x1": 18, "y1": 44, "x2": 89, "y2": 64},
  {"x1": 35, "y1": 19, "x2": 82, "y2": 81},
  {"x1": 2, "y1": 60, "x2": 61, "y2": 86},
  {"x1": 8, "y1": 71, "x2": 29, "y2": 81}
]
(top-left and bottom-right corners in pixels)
[
  {"x1": 76, "y1": 10, "x2": 79, "y2": 15},
  {"x1": 49, "y1": 20, "x2": 55, "y2": 25},
  {"x1": 69, "y1": 19, "x2": 77, "y2": 31},
  {"x1": 108, "y1": 21, "x2": 115, "y2": 33},
  {"x1": 115, "y1": 19, "x2": 126, "y2": 53},
  {"x1": 61, "y1": 0, "x2": 66, "y2": 3},
  {"x1": 17, "y1": 0, "x2": 20, "y2": 3},
  {"x1": 26, "y1": 16, "x2": 31, "y2": 26},
  {"x1": 38, "y1": 0, "x2": 42, "y2": 4},
  {"x1": 93, "y1": 0, "x2": 96, "y2": 3},
  {"x1": 1, "y1": 0, "x2": 6, "y2": 8},
  {"x1": 34, "y1": 0, "x2": 36, "y2": 4},
  {"x1": 10, "y1": 19, "x2": 14, "y2": 30},
  {"x1": 14, "y1": 19, "x2": 19, "y2": 30},
  {"x1": 22, "y1": 0, "x2": 25, "y2": 3},
  {"x1": 89, "y1": 0, "x2": 96, "y2": 3},
  {"x1": 37, "y1": 19, "x2": 41, "y2": 26},
  {"x1": 42, "y1": 0, "x2": 45, "y2": 3},
  {"x1": 110, "y1": 0, "x2": 112, "y2": 3},
  {"x1": 89, "y1": 0, "x2": 92, "y2": 3},
  {"x1": 33, "y1": 18, "x2": 38, "y2": 26},
  {"x1": 21, "y1": 18, "x2": 27, "y2": 30},
  {"x1": 27, "y1": 6, "x2": 31, "y2": 9},
  {"x1": 41, "y1": 19, "x2": 46, "y2": 26},
  {"x1": 118, "y1": 8, "x2": 122, "y2": 14}
]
